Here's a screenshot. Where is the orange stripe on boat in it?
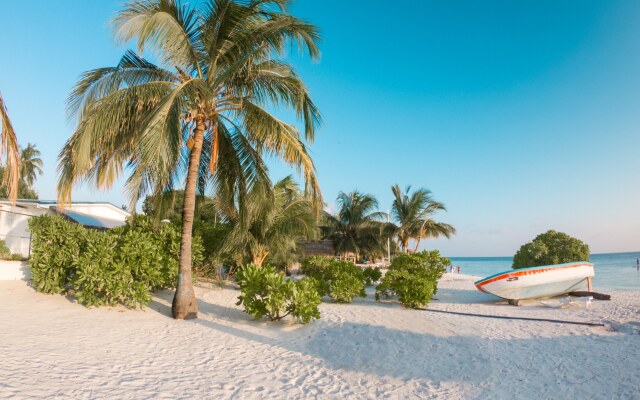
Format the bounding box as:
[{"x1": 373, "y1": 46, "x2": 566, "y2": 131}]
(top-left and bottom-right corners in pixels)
[{"x1": 475, "y1": 263, "x2": 590, "y2": 289}]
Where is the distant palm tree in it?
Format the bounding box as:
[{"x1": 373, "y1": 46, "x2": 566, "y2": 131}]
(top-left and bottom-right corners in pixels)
[
  {"x1": 323, "y1": 191, "x2": 389, "y2": 260},
  {"x1": 391, "y1": 184, "x2": 456, "y2": 252},
  {"x1": 0, "y1": 93, "x2": 21, "y2": 201},
  {"x1": 20, "y1": 143, "x2": 43, "y2": 188},
  {"x1": 219, "y1": 176, "x2": 317, "y2": 267},
  {"x1": 58, "y1": 0, "x2": 321, "y2": 319}
]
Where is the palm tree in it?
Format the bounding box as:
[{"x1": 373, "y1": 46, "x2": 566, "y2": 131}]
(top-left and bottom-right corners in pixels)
[
  {"x1": 391, "y1": 184, "x2": 456, "y2": 253},
  {"x1": 0, "y1": 93, "x2": 21, "y2": 202},
  {"x1": 20, "y1": 143, "x2": 43, "y2": 188},
  {"x1": 58, "y1": 0, "x2": 321, "y2": 319},
  {"x1": 322, "y1": 191, "x2": 389, "y2": 260},
  {"x1": 219, "y1": 176, "x2": 317, "y2": 267}
]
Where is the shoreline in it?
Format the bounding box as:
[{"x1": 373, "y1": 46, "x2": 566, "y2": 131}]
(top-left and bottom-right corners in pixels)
[{"x1": 1, "y1": 274, "x2": 638, "y2": 398}]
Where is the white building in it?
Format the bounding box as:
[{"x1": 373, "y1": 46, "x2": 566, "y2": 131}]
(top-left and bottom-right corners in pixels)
[{"x1": 0, "y1": 200, "x2": 131, "y2": 258}]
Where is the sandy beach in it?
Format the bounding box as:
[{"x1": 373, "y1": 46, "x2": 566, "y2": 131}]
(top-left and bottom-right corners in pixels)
[{"x1": 1, "y1": 273, "x2": 639, "y2": 399}]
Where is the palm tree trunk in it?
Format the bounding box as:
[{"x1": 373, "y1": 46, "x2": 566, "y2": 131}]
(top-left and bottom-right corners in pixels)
[
  {"x1": 413, "y1": 237, "x2": 422, "y2": 253},
  {"x1": 172, "y1": 118, "x2": 206, "y2": 319}
]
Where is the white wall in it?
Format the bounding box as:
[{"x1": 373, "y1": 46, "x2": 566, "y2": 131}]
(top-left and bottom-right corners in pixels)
[{"x1": 0, "y1": 205, "x2": 49, "y2": 257}]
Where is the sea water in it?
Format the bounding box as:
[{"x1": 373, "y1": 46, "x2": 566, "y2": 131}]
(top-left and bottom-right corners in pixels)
[{"x1": 448, "y1": 252, "x2": 640, "y2": 290}]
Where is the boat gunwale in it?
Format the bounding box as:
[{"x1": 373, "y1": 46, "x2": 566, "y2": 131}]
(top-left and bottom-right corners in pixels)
[{"x1": 473, "y1": 261, "x2": 594, "y2": 287}]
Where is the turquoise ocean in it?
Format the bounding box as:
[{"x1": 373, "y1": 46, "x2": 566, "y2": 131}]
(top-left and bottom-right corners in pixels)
[{"x1": 449, "y1": 252, "x2": 640, "y2": 290}]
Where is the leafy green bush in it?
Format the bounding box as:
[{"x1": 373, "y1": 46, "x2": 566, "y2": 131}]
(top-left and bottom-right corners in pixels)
[
  {"x1": 300, "y1": 256, "x2": 333, "y2": 279},
  {"x1": 0, "y1": 239, "x2": 13, "y2": 260},
  {"x1": 512, "y1": 230, "x2": 590, "y2": 269},
  {"x1": 363, "y1": 266, "x2": 382, "y2": 286},
  {"x1": 301, "y1": 257, "x2": 366, "y2": 303},
  {"x1": 28, "y1": 215, "x2": 203, "y2": 308},
  {"x1": 235, "y1": 264, "x2": 321, "y2": 323},
  {"x1": 375, "y1": 251, "x2": 449, "y2": 308}
]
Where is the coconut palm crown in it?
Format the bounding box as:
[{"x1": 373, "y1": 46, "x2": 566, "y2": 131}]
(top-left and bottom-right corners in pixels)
[
  {"x1": 218, "y1": 175, "x2": 318, "y2": 267},
  {"x1": 323, "y1": 191, "x2": 390, "y2": 260},
  {"x1": 58, "y1": 0, "x2": 322, "y2": 319},
  {"x1": 20, "y1": 143, "x2": 43, "y2": 188},
  {"x1": 391, "y1": 184, "x2": 456, "y2": 252},
  {"x1": 0, "y1": 93, "x2": 21, "y2": 202}
]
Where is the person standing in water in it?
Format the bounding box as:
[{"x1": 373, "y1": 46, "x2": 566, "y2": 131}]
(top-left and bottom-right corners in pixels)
[{"x1": 636, "y1": 258, "x2": 639, "y2": 271}]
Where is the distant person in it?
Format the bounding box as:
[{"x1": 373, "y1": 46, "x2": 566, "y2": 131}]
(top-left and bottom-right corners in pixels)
[
  {"x1": 457, "y1": 266, "x2": 461, "y2": 274},
  {"x1": 637, "y1": 258, "x2": 639, "y2": 271}
]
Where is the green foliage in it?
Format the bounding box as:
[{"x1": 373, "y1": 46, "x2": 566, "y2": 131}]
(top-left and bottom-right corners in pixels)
[
  {"x1": 0, "y1": 240, "x2": 12, "y2": 259},
  {"x1": 512, "y1": 230, "x2": 590, "y2": 269},
  {"x1": 390, "y1": 184, "x2": 455, "y2": 252},
  {"x1": 363, "y1": 266, "x2": 382, "y2": 286},
  {"x1": 0, "y1": 166, "x2": 38, "y2": 199},
  {"x1": 300, "y1": 256, "x2": 334, "y2": 278},
  {"x1": 235, "y1": 264, "x2": 320, "y2": 323},
  {"x1": 219, "y1": 176, "x2": 319, "y2": 268},
  {"x1": 28, "y1": 215, "x2": 203, "y2": 308},
  {"x1": 376, "y1": 251, "x2": 449, "y2": 308},
  {"x1": 322, "y1": 191, "x2": 392, "y2": 259},
  {"x1": 300, "y1": 257, "x2": 366, "y2": 303}
]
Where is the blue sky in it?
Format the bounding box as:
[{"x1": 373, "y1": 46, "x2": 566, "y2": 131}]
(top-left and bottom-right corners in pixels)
[{"x1": 1, "y1": 0, "x2": 639, "y2": 256}]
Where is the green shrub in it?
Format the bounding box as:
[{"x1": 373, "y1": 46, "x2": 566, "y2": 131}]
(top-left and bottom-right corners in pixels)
[
  {"x1": 512, "y1": 230, "x2": 590, "y2": 269},
  {"x1": 300, "y1": 256, "x2": 333, "y2": 279},
  {"x1": 28, "y1": 215, "x2": 203, "y2": 308},
  {"x1": 375, "y1": 251, "x2": 449, "y2": 308},
  {"x1": 363, "y1": 266, "x2": 382, "y2": 286},
  {"x1": 235, "y1": 264, "x2": 321, "y2": 323},
  {"x1": 0, "y1": 239, "x2": 12, "y2": 259},
  {"x1": 301, "y1": 257, "x2": 367, "y2": 303},
  {"x1": 323, "y1": 261, "x2": 366, "y2": 303}
]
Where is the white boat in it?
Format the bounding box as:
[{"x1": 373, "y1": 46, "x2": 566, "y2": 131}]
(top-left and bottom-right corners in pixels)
[{"x1": 474, "y1": 262, "x2": 594, "y2": 300}]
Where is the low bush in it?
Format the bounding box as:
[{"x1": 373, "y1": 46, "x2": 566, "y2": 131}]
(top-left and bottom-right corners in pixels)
[
  {"x1": 235, "y1": 264, "x2": 321, "y2": 323},
  {"x1": 512, "y1": 230, "x2": 590, "y2": 269},
  {"x1": 376, "y1": 251, "x2": 449, "y2": 308},
  {"x1": 363, "y1": 266, "x2": 382, "y2": 286},
  {"x1": 300, "y1": 256, "x2": 333, "y2": 278},
  {"x1": 300, "y1": 257, "x2": 366, "y2": 303},
  {"x1": 0, "y1": 239, "x2": 12, "y2": 259},
  {"x1": 28, "y1": 215, "x2": 204, "y2": 308}
]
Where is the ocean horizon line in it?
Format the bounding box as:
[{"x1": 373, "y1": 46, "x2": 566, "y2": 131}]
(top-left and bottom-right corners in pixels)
[{"x1": 445, "y1": 250, "x2": 640, "y2": 259}]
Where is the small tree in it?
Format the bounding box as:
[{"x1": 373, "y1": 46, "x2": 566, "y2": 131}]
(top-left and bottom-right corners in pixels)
[{"x1": 512, "y1": 230, "x2": 590, "y2": 269}]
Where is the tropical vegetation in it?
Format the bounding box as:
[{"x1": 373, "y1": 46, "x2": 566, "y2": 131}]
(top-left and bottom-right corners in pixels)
[
  {"x1": 29, "y1": 214, "x2": 203, "y2": 308},
  {"x1": 322, "y1": 191, "x2": 393, "y2": 260},
  {"x1": 236, "y1": 264, "x2": 321, "y2": 323},
  {"x1": 20, "y1": 143, "x2": 43, "y2": 188},
  {"x1": 391, "y1": 184, "x2": 456, "y2": 253},
  {"x1": 512, "y1": 230, "x2": 590, "y2": 269},
  {"x1": 217, "y1": 176, "x2": 318, "y2": 268},
  {"x1": 301, "y1": 256, "x2": 367, "y2": 303},
  {"x1": 57, "y1": 0, "x2": 322, "y2": 319},
  {"x1": 0, "y1": 93, "x2": 22, "y2": 201},
  {"x1": 375, "y1": 250, "x2": 449, "y2": 308}
]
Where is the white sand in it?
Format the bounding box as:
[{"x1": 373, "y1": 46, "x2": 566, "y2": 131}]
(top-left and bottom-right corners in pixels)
[{"x1": 1, "y1": 273, "x2": 639, "y2": 399}]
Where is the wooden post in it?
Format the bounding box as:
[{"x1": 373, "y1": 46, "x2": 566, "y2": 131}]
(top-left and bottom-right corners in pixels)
[{"x1": 587, "y1": 277, "x2": 593, "y2": 292}]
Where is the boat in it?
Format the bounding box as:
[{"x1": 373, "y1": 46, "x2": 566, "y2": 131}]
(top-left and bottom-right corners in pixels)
[{"x1": 474, "y1": 262, "x2": 594, "y2": 300}]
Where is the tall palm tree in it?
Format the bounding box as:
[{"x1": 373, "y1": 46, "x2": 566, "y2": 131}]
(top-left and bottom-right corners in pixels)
[
  {"x1": 218, "y1": 176, "x2": 317, "y2": 267},
  {"x1": 391, "y1": 184, "x2": 456, "y2": 253},
  {"x1": 58, "y1": 0, "x2": 321, "y2": 319},
  {"x1": 20, "y1": 143, "x2": 43, "y2": 188},
  {"x1": 322, "y1": 191, "x2": 389, "y2": 260},
  {"x1": 0, "y1": 93, "x2": 21, "y2": 202}
]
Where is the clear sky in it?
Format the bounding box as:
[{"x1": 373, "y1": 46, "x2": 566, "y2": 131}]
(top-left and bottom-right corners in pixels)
[{"x1": 1, "y1": 0, "x2": 639, "y2": 256}]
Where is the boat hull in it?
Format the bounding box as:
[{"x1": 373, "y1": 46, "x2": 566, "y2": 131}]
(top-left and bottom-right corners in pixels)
[{"x1": 474, "y1": 262, "x2": 594, "y2": 300}]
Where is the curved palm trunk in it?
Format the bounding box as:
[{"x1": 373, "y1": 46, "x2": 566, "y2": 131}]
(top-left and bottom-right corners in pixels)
[
  {"x1": 252, "y1": 250, "x2": 269, "y2": 267},
  {"x1": 172, "y1": 118, "x2": 205, "y2": 319},
  {"x1": 413, "y1": 237, "x2": 422, "y2": 253}
]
